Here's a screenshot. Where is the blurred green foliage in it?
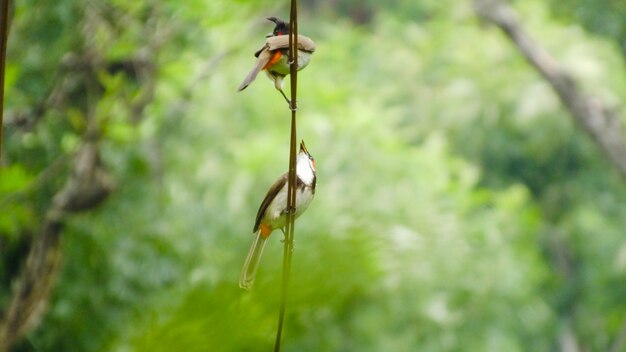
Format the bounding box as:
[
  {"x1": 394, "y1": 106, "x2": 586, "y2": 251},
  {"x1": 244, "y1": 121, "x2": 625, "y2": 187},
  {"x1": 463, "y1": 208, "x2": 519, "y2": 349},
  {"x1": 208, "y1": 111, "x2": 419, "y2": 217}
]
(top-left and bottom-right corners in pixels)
[
  {"x1": 2, "y1": 0, "x2": 626, "y2": 351},
  {"x1": 546, "y1": 0, "x2": 626, "y2": 58}
]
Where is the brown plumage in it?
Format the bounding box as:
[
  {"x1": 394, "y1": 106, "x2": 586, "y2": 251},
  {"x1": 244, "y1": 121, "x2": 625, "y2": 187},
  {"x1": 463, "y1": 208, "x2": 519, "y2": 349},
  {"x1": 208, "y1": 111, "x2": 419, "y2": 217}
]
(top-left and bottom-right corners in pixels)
[
  {"x1": 238, "y1": 17, "x2": 316, "y2": 104},
  {"x1": 239, "y1": 141, "x2": 316, "y2": 290}
]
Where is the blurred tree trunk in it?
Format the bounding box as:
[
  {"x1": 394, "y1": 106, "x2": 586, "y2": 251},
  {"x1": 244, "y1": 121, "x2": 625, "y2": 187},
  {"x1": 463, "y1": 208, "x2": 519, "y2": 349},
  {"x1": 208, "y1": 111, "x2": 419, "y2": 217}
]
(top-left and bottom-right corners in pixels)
[
  {"x1": 0, "y1": 139, "x2": 115, "y2": 350},
  {"x1": 474, "y1": 0, "x2": 626, "y2": 179},
  {"x1": 0, "y1": 1, "x2": 159, "y2": 347},
  {"x1": 474, "y1": 1, "x2": 626, "y2": 351}
]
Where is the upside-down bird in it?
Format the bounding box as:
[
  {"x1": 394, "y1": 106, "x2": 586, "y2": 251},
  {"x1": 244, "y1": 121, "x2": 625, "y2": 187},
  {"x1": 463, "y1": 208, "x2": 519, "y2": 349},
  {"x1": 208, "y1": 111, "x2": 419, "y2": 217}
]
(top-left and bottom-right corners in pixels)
[{"x1": 238, "y1": 17, "x2": 316, "y2": 105}]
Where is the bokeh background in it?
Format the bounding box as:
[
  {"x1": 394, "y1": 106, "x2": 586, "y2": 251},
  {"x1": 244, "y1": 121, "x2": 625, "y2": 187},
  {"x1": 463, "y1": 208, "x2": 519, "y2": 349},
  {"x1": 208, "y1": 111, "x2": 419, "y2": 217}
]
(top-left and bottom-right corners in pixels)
[{"x1": 2, "y1": 0, "x2": 626, "y2": 351}]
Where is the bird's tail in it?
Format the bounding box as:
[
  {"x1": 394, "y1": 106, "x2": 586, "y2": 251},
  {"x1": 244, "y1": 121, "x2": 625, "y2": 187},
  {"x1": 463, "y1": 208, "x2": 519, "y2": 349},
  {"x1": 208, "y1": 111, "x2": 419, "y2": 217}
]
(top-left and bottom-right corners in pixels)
[
  {"x1": 239, "y1": 232, "x2": 268, "y2": 290},
  {"x1": 237, "y1": 59, "x2": 265, "y2": 92}
]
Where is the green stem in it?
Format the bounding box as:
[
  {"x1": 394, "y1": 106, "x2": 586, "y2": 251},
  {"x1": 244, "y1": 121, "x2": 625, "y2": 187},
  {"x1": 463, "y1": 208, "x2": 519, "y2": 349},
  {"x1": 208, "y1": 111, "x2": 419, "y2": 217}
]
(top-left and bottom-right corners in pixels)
[
  {"x1": 0, "y1": 0, "x2": 10, "y2": 164},
  {"x1": 274, "y1": 0, "x2": 298, "y2": 351}
]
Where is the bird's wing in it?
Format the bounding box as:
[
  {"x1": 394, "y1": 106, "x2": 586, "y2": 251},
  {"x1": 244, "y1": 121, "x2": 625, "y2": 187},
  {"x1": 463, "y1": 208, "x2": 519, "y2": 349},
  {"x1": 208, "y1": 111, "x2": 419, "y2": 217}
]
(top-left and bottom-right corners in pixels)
[
  {"x1": 253, "y1": 173, "x2": 288, "y2": 232},
  {"x1": 265, "y1": 34, "x2": 316, "y2": 53},
  {"x1": 238, "y1": 47, "x2": 272, "y2": 91},
  {"x1": 254, "y1": 43, "x2": 266, "y2": 58}
]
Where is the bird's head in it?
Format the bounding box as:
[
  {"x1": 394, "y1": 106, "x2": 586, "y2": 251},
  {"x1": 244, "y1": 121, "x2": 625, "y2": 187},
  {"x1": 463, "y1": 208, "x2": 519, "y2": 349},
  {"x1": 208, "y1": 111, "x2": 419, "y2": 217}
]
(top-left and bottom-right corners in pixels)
[{"x1": 266, "y1": 17, "x2": 289, "y2": 37}]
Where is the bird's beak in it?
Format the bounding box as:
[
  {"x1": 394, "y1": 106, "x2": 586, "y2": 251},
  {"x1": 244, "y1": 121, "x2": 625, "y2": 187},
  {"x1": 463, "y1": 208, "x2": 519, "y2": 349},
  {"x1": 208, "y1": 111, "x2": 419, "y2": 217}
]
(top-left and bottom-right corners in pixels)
[
  {"x1": 265, "y1": 32, "x2": 274, "y2": 38},
  {"x1": 300, "y1": 140, "x2": 309, "y2": 154}
]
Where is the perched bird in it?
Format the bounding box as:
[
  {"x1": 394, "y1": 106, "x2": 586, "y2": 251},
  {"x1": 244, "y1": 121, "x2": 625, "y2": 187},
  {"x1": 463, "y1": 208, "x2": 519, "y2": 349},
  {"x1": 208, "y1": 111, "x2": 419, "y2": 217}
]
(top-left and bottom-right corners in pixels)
[
  {"x1": 239, "y1": 141, "x2": 317, "y2": 290},
  {"x1": 238, "y1": 17, "x2": 316, "y2": 105}
]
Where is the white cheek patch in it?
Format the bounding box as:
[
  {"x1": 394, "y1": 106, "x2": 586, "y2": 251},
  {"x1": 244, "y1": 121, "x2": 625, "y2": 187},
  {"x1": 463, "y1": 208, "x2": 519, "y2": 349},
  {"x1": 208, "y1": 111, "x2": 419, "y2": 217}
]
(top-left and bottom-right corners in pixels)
[{"x1": 296, "y1": 157, "x2": 315, "y2": 185}]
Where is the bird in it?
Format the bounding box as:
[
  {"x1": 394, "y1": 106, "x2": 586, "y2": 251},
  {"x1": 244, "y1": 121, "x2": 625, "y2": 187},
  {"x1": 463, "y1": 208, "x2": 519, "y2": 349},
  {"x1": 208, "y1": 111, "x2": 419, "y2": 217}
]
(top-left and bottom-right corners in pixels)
[
  {"x1": 237, "y1": 17, "x2": 316, "y2": 105},
  {"x1": 239, "y1": 140, "x2": 317, "y2": 290}
]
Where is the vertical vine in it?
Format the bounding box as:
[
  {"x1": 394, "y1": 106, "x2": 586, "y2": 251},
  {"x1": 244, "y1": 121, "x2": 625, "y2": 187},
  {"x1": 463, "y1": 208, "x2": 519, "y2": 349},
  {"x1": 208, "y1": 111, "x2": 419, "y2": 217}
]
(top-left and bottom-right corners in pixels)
[
  {"x1": 274, "y1": 0, "x2": 298, "y2": 350},
  {"x1": 0, "y1": 0, "x2": 10, "y2": 163}
]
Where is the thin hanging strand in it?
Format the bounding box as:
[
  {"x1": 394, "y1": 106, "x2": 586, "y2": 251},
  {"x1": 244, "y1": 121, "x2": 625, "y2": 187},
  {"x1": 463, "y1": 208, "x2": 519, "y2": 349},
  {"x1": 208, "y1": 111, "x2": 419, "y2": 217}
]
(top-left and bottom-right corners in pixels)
[
  {"x1": 274, "y1": 0, "x2": 298, "y2": 350},
  {"x1": 0, "y1": 0, "x2": 11, "y2": 163}
]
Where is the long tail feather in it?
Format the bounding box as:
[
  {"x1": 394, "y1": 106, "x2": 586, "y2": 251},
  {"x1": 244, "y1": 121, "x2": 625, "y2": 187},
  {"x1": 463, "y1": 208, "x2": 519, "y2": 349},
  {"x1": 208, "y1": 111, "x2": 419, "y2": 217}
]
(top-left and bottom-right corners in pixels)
[
  {"x1": 238, "y1": 50, "x2": 270, "y2": 92},
  {"x1": 237, "y1": 62, "x2": 263, "y2": 91},
  {"x1": 239, "y1": 232, "x2": 268, "y2": 289}
]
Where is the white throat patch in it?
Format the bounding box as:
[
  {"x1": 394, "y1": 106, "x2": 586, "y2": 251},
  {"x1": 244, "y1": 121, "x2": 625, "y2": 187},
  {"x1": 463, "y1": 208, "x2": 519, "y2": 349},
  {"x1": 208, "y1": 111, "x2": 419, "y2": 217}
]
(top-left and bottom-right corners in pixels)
[{"x1": 296, "y1": 154, "x2": 315, "y2": 185}]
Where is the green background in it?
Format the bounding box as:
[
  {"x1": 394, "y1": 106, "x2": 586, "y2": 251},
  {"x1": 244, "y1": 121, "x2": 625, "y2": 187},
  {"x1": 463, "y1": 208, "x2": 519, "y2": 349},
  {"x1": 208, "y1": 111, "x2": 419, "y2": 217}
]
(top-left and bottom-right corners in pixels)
[{"x1": 2, "y1": 0, "x2": 626, "y2": 350}]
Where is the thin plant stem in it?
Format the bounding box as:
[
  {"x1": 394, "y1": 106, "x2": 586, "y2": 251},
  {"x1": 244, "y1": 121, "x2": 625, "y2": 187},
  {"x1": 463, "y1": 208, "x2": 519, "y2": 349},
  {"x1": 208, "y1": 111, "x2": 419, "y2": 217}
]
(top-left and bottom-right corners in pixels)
[
  {"x1": 0, "y1": 0, "x2": 10, "y2": 163},
  {"x1": 274, "y1": 0, "x2": 298, "y2": 350}
]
